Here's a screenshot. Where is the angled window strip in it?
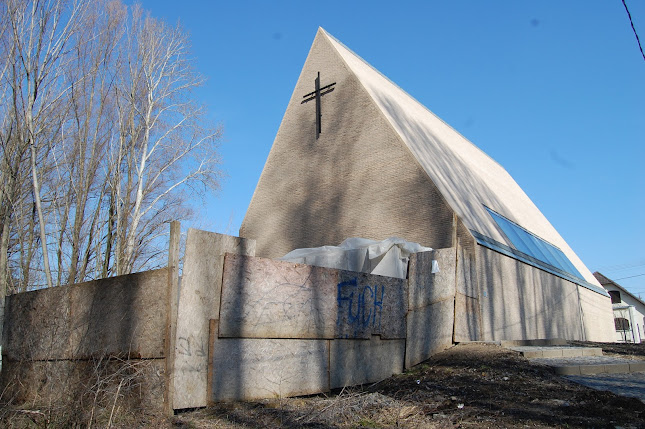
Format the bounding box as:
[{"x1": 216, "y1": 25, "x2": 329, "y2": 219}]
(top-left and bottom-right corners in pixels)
[{"x1": 471, "y1": 208, "x2": 608, "y2": 297}]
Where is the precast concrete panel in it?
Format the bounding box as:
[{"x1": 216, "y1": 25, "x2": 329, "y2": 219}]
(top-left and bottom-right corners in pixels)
[
  {"x1": 335, "y1": 270, "x2": 407, "y2": 339},
  {"x1": 173, "y1": 230, "x2": 255, "y2": 410},
  {"x1": 219, "y1": 255, "x2": 407, "y2": 340},
  {"x1": 219, "y1": 254, "x2": 338, "y2": 339},
  {"x1": 408, "y1": 249, "x2": 456, "y2": 311},
  {"x1": 454, "y1": 293, "x2": 481, "y2": 342},
  {"x1": 405, "y1": 298, "x2": 455, "y2": 369},
  {"x1": 3, "y1": 285, "x2": 70, "y2": 361},
  {"x1": 68, "y1": 269, "x2": 168, "y2": 359},
  {"x1": 576, "y1": 286, "x2": 615, "y2": 342},
  {"x1": 210, "y1": 337, "x2": 330, "y2": 401},
  {"x1": 3, "y1": 269, "x2": 168, "y2": 361},
  {"x1": 330, "y1": 337, "x2": 405, "y2": 388}
]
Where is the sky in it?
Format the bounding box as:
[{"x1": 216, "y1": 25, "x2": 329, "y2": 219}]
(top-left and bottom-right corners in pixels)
[{"x1": 130, "y1": 1, "x2": 645, "y2": 297}]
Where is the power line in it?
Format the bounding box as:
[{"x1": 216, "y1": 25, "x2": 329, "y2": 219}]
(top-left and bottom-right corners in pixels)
[
  {"x1": 599, "y1": 261, "x2": 645, "y2": 272},
  {"x1": 615, "y1": 272, "x2": 645, "y2": 281},
  {"x1": 622, "y1": 0, "x2": 645, "y2": 62}
]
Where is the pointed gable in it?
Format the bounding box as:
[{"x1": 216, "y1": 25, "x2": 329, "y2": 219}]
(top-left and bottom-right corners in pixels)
[{"x1": 241, "y1": 28, "x2": 603, "y2": 292}]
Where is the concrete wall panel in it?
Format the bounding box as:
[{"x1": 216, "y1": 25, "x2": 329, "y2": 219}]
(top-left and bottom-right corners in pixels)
[
  {"x1": 3, "y1": 269, "x2": 168, "y2": 361},
  {"x1": 330, "y1": 337, "x2": 405, "y2": 388},
  {"x1": 408, "y1": 249, "x2": 456, "y2": 311},
  {"x1": 456, "y1": 246, "x2": 478, "y2": 298},
  {"x1": 210, "y1": 337, "x2": 329, "y2": 401},
  {"x1": 3, "y1": 286, "x2": 70, "y2": 361},
  {"x1": 454, "y1": 293, "x2": 481, "y2": 342},
  {"x1": 335, "y1": 270, "x2": 407, "y2": 339},
  {"x1": 173, "y1": 229, "x2": 255, "y2": 410},
  {"x1": 68, "y1": 269, "x2": 168, "y2": 359},
  {"x1": 219, "y1": 254, "x2": 338, "y2": 338},
  {"x1": 405, "y1": 298, "x2": 454, "y2": 369},
  {"x1": 219, "y1": 257, "x2": 407, "y2": 341}
]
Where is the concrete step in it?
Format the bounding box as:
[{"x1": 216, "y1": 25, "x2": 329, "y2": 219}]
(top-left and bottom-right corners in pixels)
[
  {"x1": 509, "y1": 346, "x2": 603, "y2": 359},
  {"x1": 532, "y1": 356, "x2": 645, "y2": 376}
]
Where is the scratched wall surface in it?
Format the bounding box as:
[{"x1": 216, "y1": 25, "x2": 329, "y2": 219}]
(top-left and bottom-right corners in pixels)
[
  {"x1": 454, "y1": 246, "x2": 482, "y2": 342},
  {"x1": 210, "y1": 337, "x2": 329, "y2": 401},
  {"x1": 408, "y1": 249, "x2": 456, "y2": 311},
  {"x1": 330, "y1": 337, "x2": 405, "y2": 388},
  {"x1": 405, "y1": 298, "x2": 455, "y2": 369},
  {"x1": 218, "y1": 254, "x2": 407, "y2": 340},
  {"x1": 3, "y1": 269, "x2": 168, "y2": 361},
  {"x1": 173, "y1": 229, "x2": 256, "y2": 410},
  {"x1": 335, "y1": 270, "x2": 407, "y2": 339},
  {"x1": 219, "y1": 254, "x2": 338, "y2": 338}
]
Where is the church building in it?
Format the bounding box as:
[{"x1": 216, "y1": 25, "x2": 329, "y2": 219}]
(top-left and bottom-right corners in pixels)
[{"x1": 240, "y1": 28, "x2": 614, "y2": 342}]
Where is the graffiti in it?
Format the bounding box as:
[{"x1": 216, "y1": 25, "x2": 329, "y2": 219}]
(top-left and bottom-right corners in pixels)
[
  {"x1": 177, "y1": 336, "x2": 206, "y2": 357},
  {"x1": 337, "y1": 277, "x2": 384, "y2": 337}
]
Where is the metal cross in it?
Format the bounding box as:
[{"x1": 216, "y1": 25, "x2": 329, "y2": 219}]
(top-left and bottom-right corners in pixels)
[{"x1": 301, "y1": 72, "x2": 336, "y2": 139}]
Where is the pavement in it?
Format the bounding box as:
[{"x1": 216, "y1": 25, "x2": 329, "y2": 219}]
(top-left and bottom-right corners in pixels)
[
  {"x1": 564, "y1": 371, "x2": 645, "y2": 404},
  {"x1": 504, "y1": 342, "x2": 645, "y2": 403}
]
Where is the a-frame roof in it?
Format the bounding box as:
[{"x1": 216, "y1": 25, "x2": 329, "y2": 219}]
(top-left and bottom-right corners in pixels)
[
  {"x1": 594, "y1": 272, "x2": 645, "y2": 307},
  {"x1": 318, "y1": 28, "x2": 601, "y2": 289}
]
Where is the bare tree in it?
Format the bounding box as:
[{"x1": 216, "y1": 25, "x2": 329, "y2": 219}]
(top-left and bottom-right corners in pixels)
[
  {"x1": 0, "y1": 0, "x2": 222, "y2": 294},
  {"x1": 109, "y1": 5, "x2": 221, "y2": 275},
  {"x1": 4, "y1": 0, "x2": 88, "y2": 288}
]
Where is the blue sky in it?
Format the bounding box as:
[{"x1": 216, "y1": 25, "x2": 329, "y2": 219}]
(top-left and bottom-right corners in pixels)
[{"x1": 132, "y1": 1, "x2": 645, "y2": 296}]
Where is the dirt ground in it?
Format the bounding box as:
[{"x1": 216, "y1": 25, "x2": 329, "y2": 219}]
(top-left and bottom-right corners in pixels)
[
  {"x1": 172, "y1": 342, "x2": 645, "y2": 429},
  {"x1": 2, "y1": 342, "x2": 644, "y2": 428}
]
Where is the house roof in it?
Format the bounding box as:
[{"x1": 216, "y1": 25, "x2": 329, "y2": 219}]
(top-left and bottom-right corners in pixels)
[
  {"x1": 320, "y1": 28, "x2": 602, "y2": 291},
  {"x1": 594, "y1": 272, "x2": 645, "y2": 307}
]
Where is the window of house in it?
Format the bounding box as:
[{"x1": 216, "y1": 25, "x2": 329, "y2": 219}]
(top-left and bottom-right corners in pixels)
[
  {"x1": 608, "y1": 290, "x2": 621, "y2": 304},
  {"x1": 615, "y1": 317, "x2": 630, "y2": 331}
]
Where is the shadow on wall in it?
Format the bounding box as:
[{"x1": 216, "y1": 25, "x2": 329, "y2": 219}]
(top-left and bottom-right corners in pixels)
[
  {"x1": 479, "y1": 248, "x2": 584, "y2": 341},
  {"x1": 0, "y1": 269, "x2": 169, "y2": 417}
]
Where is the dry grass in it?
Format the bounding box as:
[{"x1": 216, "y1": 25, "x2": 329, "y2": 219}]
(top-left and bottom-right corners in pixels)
[
  {"x1": 2, "y1": 342, "x2": 645, "y2": 428},
  {"x1": 0, "y1": 356, "x2": 165, "y2": 428}
]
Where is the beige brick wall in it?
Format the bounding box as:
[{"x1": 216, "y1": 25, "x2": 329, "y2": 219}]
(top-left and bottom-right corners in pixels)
[{"x1": 240, "y1": 31, "x2": 456, "y2": 258}]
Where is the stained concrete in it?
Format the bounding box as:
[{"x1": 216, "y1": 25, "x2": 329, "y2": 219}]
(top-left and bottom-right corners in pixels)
[
  {"x1": 3, "y1": 269, "x2": 168, "y2": 361},
  {"x1": 3, "y1": 285, "x2": 70, "y2": 360},
  {"x1": 330, "y1": 337, "x2": 405, "y2": 389},
  {"x1": 408, "y1": 249, "x2": 455, "y2": 311},
  {"x1": 478, "y1": 247, "x2": 588, "y2": 341},
  {"x1": 219, "y1": 254, "x2": 337, "y2": 339},
  {"x1": 454, "y1": 293, "x2": 481, "y2": 342},
  {"x1": 405, "y1": 298, "x2": 454, "y2": 369},
  {"x1": 173, "y1": 230, "x2": 255, "y2": 410},
  {"x1": 210, "y1": 337, "x2": 329, "y2": 401},
  {"x1": 335, "y1": 270, "x2": 407, "y2": 339}
]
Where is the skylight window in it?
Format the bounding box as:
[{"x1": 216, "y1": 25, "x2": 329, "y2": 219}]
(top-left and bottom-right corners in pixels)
[{"x1": 485, "y1": 207, "x2": 584, "y2": 281}]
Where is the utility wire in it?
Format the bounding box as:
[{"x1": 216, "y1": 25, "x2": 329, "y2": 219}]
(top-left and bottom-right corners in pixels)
[
  {"x1": 615, "y1": 272, "x2": 645, "y2": 281},
  {"x1": 622, "y1": 0, "x2": 645, "y2": 62},
  {"x1": 599, "y1": 261, "x2": 645, "y2": 272}
]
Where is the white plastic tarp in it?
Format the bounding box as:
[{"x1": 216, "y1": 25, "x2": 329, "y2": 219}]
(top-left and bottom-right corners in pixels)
[{"x1": 279, "y1": 237, "x2": 435, "y2": 279}]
